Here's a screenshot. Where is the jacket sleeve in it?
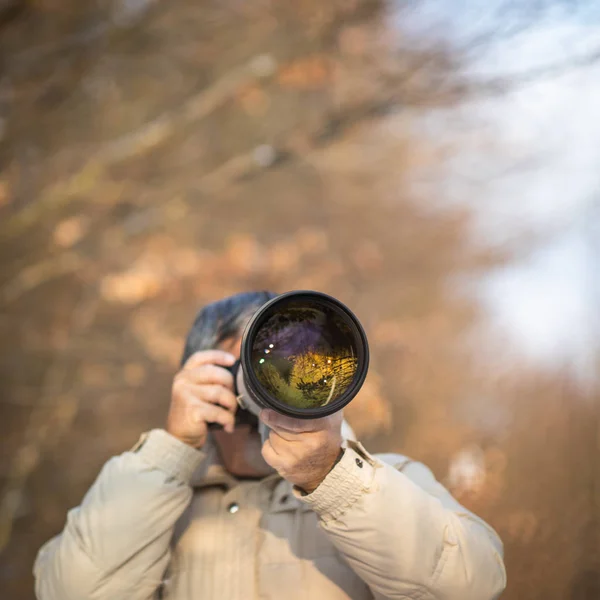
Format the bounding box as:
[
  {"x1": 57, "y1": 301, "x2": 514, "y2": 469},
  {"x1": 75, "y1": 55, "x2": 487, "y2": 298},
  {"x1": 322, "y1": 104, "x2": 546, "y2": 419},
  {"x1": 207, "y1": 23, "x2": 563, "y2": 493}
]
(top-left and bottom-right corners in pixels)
[
  {"x1": 33, "y1": 429, "x2": 205, "y2": 600},
  {"x1": 296, "y1": 441, "x2": 507, "y2": 600}
]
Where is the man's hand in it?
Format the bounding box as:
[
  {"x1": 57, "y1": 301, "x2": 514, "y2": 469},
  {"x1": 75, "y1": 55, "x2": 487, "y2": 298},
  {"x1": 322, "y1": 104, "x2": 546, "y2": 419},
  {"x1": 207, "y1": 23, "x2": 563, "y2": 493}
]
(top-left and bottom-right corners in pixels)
[
  {"x1": 259, "y1": 409, "x2": 344, "y2": 494},
  {"x1": 167, "y1": 350, "x2": 237, "y2": 449}
]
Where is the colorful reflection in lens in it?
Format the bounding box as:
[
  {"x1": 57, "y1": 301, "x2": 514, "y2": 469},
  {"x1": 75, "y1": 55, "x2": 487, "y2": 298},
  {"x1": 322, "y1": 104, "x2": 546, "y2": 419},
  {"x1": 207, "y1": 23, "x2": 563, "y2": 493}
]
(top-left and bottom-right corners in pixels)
[{"x1": 250, "y1": 302, "x2": 359, "y2": 408}]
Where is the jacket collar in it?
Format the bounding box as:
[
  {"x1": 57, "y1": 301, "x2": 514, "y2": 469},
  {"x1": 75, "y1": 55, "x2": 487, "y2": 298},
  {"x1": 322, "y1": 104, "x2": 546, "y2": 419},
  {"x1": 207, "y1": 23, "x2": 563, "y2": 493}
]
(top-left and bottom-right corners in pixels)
[{"x1": 189, "y1": 420, "x2": 357, "y2": 515}]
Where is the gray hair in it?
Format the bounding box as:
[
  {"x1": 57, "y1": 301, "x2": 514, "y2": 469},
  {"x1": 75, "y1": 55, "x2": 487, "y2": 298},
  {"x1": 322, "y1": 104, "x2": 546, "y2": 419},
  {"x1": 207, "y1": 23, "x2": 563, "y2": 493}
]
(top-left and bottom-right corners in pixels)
[{"x1": 181, "y1": 291, "x2": 277, "y2": 366}]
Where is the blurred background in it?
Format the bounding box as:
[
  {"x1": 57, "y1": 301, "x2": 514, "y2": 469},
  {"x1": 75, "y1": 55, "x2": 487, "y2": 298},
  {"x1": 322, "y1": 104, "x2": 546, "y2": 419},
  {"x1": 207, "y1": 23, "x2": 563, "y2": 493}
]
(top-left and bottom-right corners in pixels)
[{"x1": 0, "y1": 0, "x2": 599, "y2": 598}]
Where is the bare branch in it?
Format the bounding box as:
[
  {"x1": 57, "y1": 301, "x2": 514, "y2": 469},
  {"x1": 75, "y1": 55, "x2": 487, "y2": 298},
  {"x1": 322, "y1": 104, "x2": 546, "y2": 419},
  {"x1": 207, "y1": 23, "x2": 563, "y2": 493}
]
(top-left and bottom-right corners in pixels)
[{"x1": 0, "y1": 54, "x2": 277, "y2": 241}]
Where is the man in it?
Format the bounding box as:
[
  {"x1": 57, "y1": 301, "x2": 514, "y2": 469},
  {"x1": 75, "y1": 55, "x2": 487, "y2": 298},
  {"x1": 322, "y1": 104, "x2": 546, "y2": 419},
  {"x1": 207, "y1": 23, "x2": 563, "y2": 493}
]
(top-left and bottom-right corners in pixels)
[{"x1": 34, "y1": 291, "x2": 507, "y2": 600}]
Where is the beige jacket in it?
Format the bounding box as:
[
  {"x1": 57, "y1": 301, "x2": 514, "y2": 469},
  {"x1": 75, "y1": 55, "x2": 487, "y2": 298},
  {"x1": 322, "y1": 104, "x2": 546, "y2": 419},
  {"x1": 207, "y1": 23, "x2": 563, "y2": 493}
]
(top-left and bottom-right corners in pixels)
[{"x1": 34, "y1": 429, "x2": 506, "y2": 600}]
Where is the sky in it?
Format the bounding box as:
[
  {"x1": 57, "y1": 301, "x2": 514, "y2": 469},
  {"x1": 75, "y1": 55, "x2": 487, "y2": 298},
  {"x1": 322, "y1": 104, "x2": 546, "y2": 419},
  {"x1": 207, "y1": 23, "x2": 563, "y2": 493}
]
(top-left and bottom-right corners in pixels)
[{"x1": 394, "y1": 0, "x2": 600, "y2": 386}]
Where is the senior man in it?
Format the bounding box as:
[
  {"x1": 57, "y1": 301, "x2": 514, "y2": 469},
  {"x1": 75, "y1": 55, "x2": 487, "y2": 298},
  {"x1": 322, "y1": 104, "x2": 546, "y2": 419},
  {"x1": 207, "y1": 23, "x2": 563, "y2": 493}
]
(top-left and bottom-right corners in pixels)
[{"x1": 34, "y1": 291, "x2": 506, "y2": 600}]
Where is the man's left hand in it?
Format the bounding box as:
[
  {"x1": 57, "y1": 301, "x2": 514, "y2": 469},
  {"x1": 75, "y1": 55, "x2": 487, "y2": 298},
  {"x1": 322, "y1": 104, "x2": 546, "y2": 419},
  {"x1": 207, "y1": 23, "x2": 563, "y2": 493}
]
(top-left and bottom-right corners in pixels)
[{"x1": 259, "y1": 409, "x2": 343, "y2": 494}]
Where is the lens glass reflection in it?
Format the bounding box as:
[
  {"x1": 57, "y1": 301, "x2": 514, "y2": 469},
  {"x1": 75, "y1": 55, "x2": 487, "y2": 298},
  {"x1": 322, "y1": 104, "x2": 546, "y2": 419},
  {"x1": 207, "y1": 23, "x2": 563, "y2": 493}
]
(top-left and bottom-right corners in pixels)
[{"x1": 250, "y1": 299, "x2": 359, "y2": 409}]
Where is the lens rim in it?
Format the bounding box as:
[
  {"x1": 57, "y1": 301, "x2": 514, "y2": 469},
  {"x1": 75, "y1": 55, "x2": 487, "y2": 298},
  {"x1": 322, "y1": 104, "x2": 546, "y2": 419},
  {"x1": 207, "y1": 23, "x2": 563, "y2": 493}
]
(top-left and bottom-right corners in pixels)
[{"x1": 240, "y1": 290, "x2": 369, "y2": 419}]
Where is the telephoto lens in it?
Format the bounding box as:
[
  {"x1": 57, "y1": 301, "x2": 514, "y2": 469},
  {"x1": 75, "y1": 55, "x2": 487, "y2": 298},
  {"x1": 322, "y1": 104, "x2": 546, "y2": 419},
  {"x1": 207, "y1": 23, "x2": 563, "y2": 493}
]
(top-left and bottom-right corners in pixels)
[{"x1": 237, "y1": 290, "x2": 369, "y2": 419}]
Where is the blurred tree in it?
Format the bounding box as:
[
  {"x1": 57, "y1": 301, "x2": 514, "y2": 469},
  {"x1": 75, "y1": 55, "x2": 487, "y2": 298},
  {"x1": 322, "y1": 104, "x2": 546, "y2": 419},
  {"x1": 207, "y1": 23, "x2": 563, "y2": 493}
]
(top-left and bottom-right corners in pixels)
[{"x1": 0, "y1": 1, "x2": 598, "y2": 599}]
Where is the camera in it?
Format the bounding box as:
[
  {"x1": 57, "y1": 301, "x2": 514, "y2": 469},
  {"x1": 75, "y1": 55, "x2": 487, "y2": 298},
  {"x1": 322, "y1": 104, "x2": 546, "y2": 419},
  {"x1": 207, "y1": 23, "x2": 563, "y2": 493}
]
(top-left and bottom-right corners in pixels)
[{"x1": 225, "y1": 290, "x2": 369, "y2": 424}]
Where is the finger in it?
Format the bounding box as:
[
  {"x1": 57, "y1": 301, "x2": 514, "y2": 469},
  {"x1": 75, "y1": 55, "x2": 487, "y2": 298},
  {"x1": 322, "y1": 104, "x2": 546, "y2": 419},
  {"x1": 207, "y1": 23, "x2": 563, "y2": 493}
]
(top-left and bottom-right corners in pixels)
[
  {"x1": 185, "y1": 364, "x2": 234, "y2": 389},
  {"x1": 193, "y1": 383, "x2": 238, "y2": 412},
  {"x1": 261, "y1": 437, "x2": 281, "y2": 468},
  {"x1": 269, "y1": 429, "x2": 325, "y2": 461},
  {"x1": 260, "y1": 409, "x2": 326, "y2": 434},
  {"x1": 183, "y1": 350, "x2": 236, "y2": 371},
  {"x1": 189, "y1": 397, "x2": 236, "y2": 433},
  {"x1": 266, "y1": 425, "x2": 304, "y2": 444}
]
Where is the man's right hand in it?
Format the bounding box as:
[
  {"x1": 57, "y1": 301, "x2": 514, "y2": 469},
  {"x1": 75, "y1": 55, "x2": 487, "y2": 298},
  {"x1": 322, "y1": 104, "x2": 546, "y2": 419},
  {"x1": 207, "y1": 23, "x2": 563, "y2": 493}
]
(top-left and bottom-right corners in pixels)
[{"x1": 166, "y1": 350, "x2": 238, "y2": 449}]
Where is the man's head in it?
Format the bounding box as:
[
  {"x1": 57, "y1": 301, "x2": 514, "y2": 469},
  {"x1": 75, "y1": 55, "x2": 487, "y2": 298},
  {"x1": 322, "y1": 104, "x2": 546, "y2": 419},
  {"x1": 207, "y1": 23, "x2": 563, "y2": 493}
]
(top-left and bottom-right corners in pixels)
[
  {"x1": 181, "y1": 291, "x2": 278, "y2": 365},
  {"x1": 175, "y1": 291, "x2": 279, "y2": 477},
  {"x1": 173, "y1": 290, "x2": 356, "y2": 476}
]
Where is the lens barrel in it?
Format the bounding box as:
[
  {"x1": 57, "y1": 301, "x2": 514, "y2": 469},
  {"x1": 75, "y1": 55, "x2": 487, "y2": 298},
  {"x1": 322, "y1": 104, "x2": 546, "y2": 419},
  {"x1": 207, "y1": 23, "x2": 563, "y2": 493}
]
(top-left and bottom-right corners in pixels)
[{"x1": 240, "y1": 291, "x2": 369, "y2": 419}]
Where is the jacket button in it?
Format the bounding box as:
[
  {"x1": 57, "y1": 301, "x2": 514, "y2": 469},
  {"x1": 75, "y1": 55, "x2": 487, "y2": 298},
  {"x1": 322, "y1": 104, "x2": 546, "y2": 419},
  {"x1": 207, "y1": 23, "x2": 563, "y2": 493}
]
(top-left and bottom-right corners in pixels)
[
  {"x1": 227, "y1": 502, "x2": 240, "y2": 514},
  {"x1": 355, "y1": 458, "x2": 363, "y2": 468}
]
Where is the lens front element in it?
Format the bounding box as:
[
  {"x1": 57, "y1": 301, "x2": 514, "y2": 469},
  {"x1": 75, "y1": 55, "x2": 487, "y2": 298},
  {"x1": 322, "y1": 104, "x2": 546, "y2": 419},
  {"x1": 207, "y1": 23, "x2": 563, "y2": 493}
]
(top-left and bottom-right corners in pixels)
[{"x1": 249, "y1": 298, "x2": 361, "y2": 410}]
